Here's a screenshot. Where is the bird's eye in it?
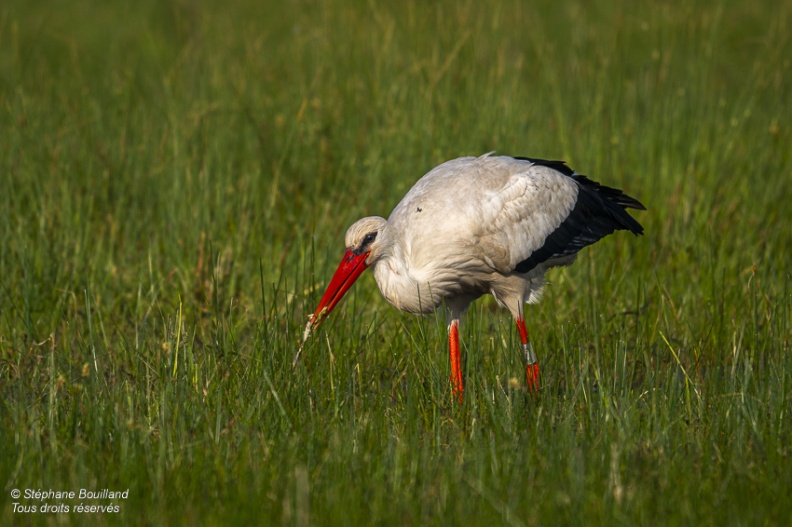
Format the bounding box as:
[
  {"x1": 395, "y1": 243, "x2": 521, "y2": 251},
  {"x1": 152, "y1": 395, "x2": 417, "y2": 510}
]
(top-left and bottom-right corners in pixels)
[{"x1": 362, "y1": 232, "x2": 377, "y2": 247}]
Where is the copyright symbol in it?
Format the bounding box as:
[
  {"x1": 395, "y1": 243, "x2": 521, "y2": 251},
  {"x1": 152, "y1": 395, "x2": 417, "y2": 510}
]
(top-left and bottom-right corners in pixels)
[{"x1": 11, "y1": 489, "x2": 20, "y2": 499}]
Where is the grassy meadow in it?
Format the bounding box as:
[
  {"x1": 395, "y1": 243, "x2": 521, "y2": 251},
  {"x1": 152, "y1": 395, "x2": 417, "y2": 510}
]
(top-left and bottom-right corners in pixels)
[{"x1": 1, "y1": 0, "x2": 791, "y2": 525}]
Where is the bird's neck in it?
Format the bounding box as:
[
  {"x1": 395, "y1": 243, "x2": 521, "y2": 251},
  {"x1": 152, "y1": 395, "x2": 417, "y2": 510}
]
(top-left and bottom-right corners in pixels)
[{"x1": 370, "y1": 235, "x2": 431, "y2": 315}]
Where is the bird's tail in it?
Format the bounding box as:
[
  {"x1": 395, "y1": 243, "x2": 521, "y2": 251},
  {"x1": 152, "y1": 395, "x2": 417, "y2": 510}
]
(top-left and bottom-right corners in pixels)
[
  {"x1": 573, "y1": 175, "x2": 646, "y2": 211},
  {"x1": 571, "y1": 175, "x2": 646, "y2": 236}
]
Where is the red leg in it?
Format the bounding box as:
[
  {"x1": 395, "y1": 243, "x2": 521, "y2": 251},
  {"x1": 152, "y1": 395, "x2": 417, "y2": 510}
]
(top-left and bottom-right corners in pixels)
[
  {"x1": 448, "y1": 319, "x2": 464, "y2": 403},
  {"x1": 516, "y1": 316, "x2": 540, "y2": 392}
]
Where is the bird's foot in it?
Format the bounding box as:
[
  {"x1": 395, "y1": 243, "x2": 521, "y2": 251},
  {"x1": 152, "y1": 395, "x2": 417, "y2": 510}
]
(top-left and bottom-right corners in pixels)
[
  {"x1": 525, "y1": 362, "x2": 540, "y2": 393},
  {"x1": 451, "y1": 377, "x2": 464, "y2": 404},
  {"x1": 522, "y1": 339, "x2": 540, "y2": 392}
]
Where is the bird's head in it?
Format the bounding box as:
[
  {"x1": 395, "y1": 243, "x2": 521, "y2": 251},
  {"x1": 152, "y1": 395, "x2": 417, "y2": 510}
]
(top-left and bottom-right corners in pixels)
[{"x1": 302, "y1": 217, "x2": 390, "y2": 342}]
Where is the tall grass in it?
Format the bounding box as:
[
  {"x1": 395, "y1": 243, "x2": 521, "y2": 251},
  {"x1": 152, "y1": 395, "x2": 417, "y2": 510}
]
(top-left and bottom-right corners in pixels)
[{"x1": 1, "y1": 0, "x2": 790, "y2": 525}]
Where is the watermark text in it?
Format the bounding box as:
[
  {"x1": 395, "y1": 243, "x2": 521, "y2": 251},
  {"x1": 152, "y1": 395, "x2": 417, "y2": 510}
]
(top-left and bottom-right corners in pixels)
[{"x1": 9, "y1": 488, "x2": 129, "y2": 515}]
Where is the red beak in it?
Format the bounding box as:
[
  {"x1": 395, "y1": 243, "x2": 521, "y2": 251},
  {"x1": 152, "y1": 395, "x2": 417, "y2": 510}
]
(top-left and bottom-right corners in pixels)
[{"x1": 306, "y1": 250, "x2": 370, "y2": 334}]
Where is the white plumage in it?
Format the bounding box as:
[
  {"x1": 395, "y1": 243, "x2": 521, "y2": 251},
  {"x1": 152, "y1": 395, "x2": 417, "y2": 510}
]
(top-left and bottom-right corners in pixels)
[{"x1": 303, "y1": 153, "x2": 645, "y2": 401}]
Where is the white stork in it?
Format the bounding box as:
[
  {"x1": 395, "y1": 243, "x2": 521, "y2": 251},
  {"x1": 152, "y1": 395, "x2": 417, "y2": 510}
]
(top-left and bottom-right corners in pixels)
[{"x1": 302, "y1": 153, "x2": 644, "y2": 402}]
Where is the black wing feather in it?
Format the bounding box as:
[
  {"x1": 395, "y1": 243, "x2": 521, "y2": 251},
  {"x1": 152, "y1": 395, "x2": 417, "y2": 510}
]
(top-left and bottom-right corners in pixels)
[
  {"x1": 513, "y1": 158, "x2": 645, "y2": 274},
  {"x1": 513, "y1": 156, "x2": 576, "y2": 177}
]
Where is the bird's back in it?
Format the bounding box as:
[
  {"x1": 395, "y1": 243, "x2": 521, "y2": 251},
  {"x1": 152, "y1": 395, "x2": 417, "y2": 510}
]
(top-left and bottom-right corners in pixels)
[{"x1": 388, "y1": 154, "x2": 644, "y2": 277}]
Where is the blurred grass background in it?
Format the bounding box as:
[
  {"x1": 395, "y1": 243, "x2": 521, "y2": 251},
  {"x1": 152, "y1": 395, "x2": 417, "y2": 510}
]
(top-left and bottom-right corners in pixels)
[{"x1": 1, "y1": 0, "x2": 790, "y2": 525}]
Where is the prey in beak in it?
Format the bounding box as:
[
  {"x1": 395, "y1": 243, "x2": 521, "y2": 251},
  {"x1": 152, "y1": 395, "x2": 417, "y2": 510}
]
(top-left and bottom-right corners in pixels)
[{"x1": 294, "y1": 249, "x2": 369, "y2": 366}]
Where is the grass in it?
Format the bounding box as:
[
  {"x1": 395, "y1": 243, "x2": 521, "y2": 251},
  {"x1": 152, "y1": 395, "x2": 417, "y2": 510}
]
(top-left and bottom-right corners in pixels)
[{"x1": 1, "y1": 0, "x2": 790, "y2": 525}]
